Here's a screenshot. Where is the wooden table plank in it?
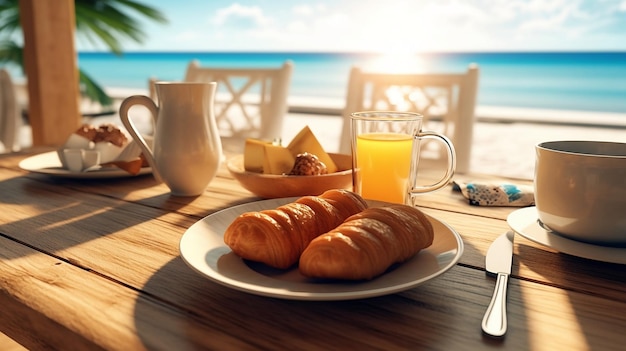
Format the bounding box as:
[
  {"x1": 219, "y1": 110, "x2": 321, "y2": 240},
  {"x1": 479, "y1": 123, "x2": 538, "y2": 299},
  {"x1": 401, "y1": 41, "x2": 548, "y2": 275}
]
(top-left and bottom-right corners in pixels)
[
  {"x1": 0, "y1": 236, "x2": 257, "y2": 351},
  {"x1": 2, "y1": 149, "x2": 626, "y2": 350},
  {"x1": 0, "y1": 332, "x2": 27, "y2": 351},
  {"x1": 1, "y1": 159, "x2": 624, "y2": 302},
  {"x1": 3, "y1": 233, "x2": 625, "y2": 350},
  {"x1": 2, "y1": 147, "x2": 531, "y2": 221},
  {"x1": 424, "y1": 208, "x2": 626, "y2": 302}
]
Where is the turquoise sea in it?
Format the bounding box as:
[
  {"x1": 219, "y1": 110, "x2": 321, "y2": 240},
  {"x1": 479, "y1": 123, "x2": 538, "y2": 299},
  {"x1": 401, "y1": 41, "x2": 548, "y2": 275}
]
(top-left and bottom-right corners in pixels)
[{"x1": 75, "y1": 51, "x2": 626, "y2": 114}]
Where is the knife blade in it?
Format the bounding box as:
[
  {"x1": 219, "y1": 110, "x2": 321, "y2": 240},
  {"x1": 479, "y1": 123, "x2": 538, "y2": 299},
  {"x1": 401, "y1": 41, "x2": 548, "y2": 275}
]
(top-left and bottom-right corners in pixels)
[{"x1": 481, "y1": 230, "x2": 515, "y2": 337}]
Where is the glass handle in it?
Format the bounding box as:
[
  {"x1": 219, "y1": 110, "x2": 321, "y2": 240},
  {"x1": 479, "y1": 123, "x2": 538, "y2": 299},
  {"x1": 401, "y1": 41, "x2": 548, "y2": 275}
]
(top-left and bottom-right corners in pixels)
[{"x1": 409, "y1": 131, "x2": 456, "y2": 195}]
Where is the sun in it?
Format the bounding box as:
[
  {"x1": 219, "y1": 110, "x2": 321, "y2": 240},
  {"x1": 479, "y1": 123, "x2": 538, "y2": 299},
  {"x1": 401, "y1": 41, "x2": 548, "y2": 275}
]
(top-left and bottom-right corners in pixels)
[
  {"x1": 337, "y1": 4, "x2": 446, "y2": 59},
  {"x1": 362, "y1": 53, "x2": 429, "y2": 74}
]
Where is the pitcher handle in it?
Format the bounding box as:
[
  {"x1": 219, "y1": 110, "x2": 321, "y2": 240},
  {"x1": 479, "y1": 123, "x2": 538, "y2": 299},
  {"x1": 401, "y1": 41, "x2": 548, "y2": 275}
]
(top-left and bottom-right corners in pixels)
[
  {"x1": 409, "y1": 131, "x2": 456, "y2": 195},
  {"x1": 119, "y1": 95, "x2": 161, "y2": 183}
]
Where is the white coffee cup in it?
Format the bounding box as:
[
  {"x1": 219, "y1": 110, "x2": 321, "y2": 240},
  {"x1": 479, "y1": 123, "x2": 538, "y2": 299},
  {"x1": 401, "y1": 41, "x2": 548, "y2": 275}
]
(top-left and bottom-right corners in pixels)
[{"x1": 535, "y1": 141, "x2": 626, "y2": 245}]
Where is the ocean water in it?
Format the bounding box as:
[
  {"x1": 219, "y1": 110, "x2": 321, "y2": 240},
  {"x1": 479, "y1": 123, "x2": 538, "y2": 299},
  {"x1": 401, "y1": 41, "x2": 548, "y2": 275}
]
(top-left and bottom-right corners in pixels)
[{"x1": 74, "y1": 51, "x2": 626, "y2": 114}]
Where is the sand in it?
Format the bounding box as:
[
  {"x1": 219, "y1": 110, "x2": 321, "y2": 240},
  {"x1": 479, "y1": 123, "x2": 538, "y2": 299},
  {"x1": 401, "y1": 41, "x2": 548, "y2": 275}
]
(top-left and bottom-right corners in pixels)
[
  {"x1": 283, "y1": 113, "x2": 625, "y2": 180},
  {"x1": 14, "y1": 86, "x2": 626, "y2": 180}
]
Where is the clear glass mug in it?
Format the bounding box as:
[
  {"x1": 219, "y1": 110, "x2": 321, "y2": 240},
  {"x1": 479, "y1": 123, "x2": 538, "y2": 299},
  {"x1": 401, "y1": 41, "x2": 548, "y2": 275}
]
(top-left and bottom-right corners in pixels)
[{"x1": 351, "y1": 111, "x2": 456, "y2": 205}]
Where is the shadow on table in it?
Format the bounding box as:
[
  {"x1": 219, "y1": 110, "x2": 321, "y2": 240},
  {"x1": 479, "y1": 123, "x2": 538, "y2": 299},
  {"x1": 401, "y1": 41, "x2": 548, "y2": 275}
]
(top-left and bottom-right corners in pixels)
[
  {"x1": 132, "y1": 255, "x2": 536, "y2": 350},
  {"x1": 0, "y1": 173, "x2": 249, "y2": 261},
  {"x1": 516, "y1": 243, "x2": 626, "y2": 348}
]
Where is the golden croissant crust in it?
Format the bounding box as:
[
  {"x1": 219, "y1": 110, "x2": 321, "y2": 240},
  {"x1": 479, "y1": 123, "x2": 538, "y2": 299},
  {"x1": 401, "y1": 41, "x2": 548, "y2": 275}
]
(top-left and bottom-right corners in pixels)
[
  {"x1": 223, "y1": 189, "x2": 368, "y2": 269},
  {"x1": 299, "y1": 205, "x2": 434, "y2": 280}
]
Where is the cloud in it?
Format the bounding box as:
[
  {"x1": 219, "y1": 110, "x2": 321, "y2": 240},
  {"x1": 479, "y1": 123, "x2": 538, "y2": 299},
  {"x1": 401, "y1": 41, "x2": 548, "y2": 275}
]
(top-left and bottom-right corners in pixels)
[
  {"x1": 401, "y1": 0, "x2": 626, "y2": 50},
  {"x1": 211, "y1": 3, "x2": 271, "y2": 29},
  {"x1": 292, "y1": 3, "x2": 327, "y2": 16},
  {"x1": 127, "y1": 0, "x2": 626, "y2": 52},
  {"x1": 292, "y1": 5, "x2": 314, "y2": 16},
  {"x1": 509, "y1": 0, "x2": 626, "y2": 46}
]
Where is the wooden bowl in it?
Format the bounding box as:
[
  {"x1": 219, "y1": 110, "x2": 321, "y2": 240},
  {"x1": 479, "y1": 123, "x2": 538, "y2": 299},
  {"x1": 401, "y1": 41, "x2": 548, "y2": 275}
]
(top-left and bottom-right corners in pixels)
[{"x1": 227, "y1": 153, "x2": 353, "y2": 198}]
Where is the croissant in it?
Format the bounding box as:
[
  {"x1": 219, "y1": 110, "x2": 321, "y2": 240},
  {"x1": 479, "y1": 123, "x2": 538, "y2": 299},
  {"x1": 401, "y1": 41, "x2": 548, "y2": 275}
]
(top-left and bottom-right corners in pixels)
[
  {"x1": 223, "y1": 189, "x2": 368, "y2": 269},
  {"x1": 299, "y1": 204, "x2": 434, "y2": 280}
]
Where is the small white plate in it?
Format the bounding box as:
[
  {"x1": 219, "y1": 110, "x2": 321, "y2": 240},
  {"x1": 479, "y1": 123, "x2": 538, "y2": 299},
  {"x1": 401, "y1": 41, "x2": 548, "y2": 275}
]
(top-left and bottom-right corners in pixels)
[
  {"x1": 179, "y1": 198, "x2": 464, "y2": 301},
  {"x1": 19, "y1": 151, "x2": 151, "y2": 179},
  {"x1": 507, "y1": 206, "x2": 626, "y2": 265}
]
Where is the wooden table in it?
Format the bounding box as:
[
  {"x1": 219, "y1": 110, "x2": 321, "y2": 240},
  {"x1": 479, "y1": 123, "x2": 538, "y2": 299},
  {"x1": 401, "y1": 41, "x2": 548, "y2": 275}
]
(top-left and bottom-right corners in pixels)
[{"x1": 1, "y1": 149, "x2": 625, "y2": 350}]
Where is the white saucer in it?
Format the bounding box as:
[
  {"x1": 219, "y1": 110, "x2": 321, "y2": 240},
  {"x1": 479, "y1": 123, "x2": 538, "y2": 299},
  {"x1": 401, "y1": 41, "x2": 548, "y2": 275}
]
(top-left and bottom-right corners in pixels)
[
  {"x1": 19, "y1": 151, "x2": 151, "y2": 179},
  {"x1": 507, "y1": 207, "x2": 626, "y2": 265}
]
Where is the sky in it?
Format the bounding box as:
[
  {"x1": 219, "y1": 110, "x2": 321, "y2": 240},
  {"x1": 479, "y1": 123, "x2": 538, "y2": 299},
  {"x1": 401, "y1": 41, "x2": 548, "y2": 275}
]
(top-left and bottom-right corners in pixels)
[{"x1": 77, "y1": 0, "x2": 626, "y2": 52}]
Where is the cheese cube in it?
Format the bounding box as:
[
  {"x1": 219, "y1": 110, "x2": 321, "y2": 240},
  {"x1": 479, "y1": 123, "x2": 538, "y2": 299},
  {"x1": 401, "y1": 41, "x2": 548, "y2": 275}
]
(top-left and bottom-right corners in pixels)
[
  {"x1": 244, "y1": 138, "x2": 271, "y2": 172},
  {"x1": 263, "y1": 144, "x2": 295, "y2": 175}
]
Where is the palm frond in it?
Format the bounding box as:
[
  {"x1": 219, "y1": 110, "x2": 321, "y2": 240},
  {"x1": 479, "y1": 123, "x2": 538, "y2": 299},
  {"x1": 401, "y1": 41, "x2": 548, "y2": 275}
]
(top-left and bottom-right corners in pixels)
[
  {"x1": 75, "y1": 0, "x2": 167, "y2": 54},
  {"x1": 79, "y1": 69, "x2": 113, "y2": 107},
  {"x1": 0, "y1": 0, "x2": 168, "y2": 104},
  {"x1": 0, "y1": 0, "x2": 20, "y2": 34},
  {"x1": 0, "y1": 39, "x2": 23, "y2": 71}
]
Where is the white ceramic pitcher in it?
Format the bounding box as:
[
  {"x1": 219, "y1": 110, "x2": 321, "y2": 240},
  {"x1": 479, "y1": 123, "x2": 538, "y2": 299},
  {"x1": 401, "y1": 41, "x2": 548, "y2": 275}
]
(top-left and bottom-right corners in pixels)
[{"x1": 119, "y1": 82, "x2": 223, "y2": 196}]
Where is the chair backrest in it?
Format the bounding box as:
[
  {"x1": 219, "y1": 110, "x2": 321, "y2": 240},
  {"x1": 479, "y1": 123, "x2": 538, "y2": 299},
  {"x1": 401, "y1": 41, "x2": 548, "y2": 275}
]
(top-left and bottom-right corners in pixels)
[
  {"x1": 0, "y1": 68, "x2": 21, "y2": 153},
  {"x1": 161, "y1": 60, "x2": 294, "y2": 141},
  {"x1": 340, "y1": 63, "x2": 479, "y2": 173}
]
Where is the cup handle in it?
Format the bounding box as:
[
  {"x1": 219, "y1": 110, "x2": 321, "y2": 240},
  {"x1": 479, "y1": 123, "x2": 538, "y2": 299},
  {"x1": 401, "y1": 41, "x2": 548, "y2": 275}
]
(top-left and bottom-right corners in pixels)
[
  {"x1": 409, "y1": 131, "x2": 456, "y2": 195},
  {"x1": 119, "y1": 95, "x2": 161, "y2": 182}
]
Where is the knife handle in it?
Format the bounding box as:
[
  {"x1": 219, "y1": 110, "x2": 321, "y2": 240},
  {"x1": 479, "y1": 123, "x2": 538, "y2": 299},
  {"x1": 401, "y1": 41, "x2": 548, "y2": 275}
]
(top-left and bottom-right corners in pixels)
[{"x1": 482, "y1": 272, "x2": 509, "y2": 337}]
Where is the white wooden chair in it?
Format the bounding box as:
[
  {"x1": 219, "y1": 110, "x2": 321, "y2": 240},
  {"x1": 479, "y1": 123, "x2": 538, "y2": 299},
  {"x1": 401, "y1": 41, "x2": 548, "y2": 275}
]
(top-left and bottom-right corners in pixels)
[
  {"x1": 0, "y1": 69, "x2": 21, "y2": 153},
  {"x1": 150, "y1": 60, "x2": 293, "y2": 142},
  {"x1": 340, "y1": 64, "x2": 479, "y2": 173}
]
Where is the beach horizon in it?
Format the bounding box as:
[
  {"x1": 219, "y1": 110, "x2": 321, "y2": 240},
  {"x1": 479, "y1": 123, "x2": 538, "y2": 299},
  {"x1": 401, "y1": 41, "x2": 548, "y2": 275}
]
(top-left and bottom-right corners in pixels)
[
  {"x1": 7, "y1": 50, "x2": 626, "y2": 119},
  {"x1": 67, "y1": 51, "x2": 626, "y2": 113},
  {"x1": 104, "y1": 85, "x2": 626, "y2": 129},
  {"x1": 9, "y1": 82, "x2": 624, "y2": 180}
]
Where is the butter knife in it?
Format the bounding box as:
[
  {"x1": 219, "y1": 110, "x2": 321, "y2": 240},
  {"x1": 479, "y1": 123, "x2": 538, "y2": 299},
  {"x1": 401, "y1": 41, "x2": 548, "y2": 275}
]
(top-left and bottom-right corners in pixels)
[{"x1": 482, "y1": 230, "x2": 515, "y2": 337}]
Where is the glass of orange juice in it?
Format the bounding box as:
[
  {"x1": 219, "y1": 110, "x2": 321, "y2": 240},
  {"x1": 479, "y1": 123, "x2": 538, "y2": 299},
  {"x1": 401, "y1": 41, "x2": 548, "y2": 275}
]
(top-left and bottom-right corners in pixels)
[{"x1": 351, "y1": 111, "x2": 456, "y2": 205}]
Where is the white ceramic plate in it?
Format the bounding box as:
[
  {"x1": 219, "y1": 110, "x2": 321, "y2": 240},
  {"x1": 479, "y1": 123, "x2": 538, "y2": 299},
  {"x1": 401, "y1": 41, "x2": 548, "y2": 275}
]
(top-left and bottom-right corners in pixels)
[
  {"x1": 507, "y1": 206, "x2": 626, "y2": 265},
  {"x1": 19, "y1": 151, "x2": 151, "y2": 179},
  {"x1": 179, "y1": 198, "x2": 464, "y2": 301}
]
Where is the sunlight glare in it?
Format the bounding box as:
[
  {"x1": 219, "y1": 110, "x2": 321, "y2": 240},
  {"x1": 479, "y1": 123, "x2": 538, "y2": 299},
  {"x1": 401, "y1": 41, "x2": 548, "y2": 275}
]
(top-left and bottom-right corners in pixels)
[
  {"x1": 358, "y1": 53, "x2": 433, "y2": 112},
  {"x1": 363, "y1": 53, "x2": 428, "y2": 74}
]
